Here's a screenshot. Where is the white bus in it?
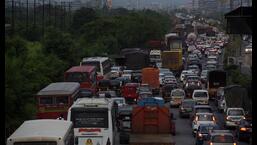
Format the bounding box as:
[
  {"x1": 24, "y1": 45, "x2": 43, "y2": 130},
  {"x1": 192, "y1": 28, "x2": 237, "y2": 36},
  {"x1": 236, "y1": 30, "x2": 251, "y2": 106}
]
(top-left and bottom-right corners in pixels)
[
  {"x1": 67, "y1": 98, "x2": 118, "y2": 145},
  {"x1": 81, "y1": 57, "x2": 112, "y2": 78},
  {"x1": 7, "y1": 119, "x2": 73, "y2": 145}
]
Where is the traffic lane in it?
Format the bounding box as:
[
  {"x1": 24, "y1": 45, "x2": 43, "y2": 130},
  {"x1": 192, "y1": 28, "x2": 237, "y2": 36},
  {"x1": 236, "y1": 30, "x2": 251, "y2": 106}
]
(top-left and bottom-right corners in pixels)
[{"x1": 168, "y1": 104, "x2": 196, "y2": 145}]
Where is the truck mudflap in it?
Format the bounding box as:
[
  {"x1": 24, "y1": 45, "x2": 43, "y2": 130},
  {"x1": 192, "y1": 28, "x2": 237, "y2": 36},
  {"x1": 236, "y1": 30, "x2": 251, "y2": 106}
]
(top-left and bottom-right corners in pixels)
[{"x1": 129, "y1": 134, "x2": 175, "y2": 145}]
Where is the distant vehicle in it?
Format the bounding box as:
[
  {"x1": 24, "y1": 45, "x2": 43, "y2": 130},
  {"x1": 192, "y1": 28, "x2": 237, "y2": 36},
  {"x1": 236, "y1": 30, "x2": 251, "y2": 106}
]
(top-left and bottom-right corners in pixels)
[
  {"x1": 206, "y1": 64, "x2": 217, "y2": 71},
  {"x1": 200, "y1": 70, "x2": 208, "y2": 83},
  {"x1": 207, "y1": 70, "x2": 226, "y2": 98},
  {"x1": 36, "y1": 82, "x2": 80, "y2": 120},
  {"x1": 161, "y1": 50, "x2": 183, "y2": 76},
  {"x1": 121, "y1": 48, "x2": 150, "y2": 70},
  {"x1": 7, "y1": 119, "x2": 73, "y2": 145},
  {"x1": 208, "y1": 130, "x2": 237, "y2": 145},
  {"x1": 122, "y1": 83, "x2": 140, "y2": 103},
  {"x1": 192, "y1": 113, "x2": 216, "y2": 136},
  {"x1": 112, "y1": 97, "x2": 127, "y2": 107},
  {"x1": 180, "y1": 70, "x2": 193, "y2": 82},
  {"x1": 164, "y1": 75, "x2": 177, "y2": 85},
  {"x1": 216, "y1": 87, "x2": 225, "y2": 112},
  {"x1": 192, "y1": 90, "x2": 209, "y2": 105},
  {"x1": 76, "y1": 88, "x2": 94, "y2": 100},
  {"x1": 191, "y1": 105, "x2": 213, "y2": 121},
  {"x1": 179, "y1": 99, "x2": 196, "y2": 118},
  {"x1": 98, "y1": 90, "x2": 117, "y2": 98},
  {"x1": 195, "y1": 124, "x2": 219, "y2": 145},
  {"x1": 110, "y1": 66, "x2": 123, "y2": 78},
  {"x1": 97, "y1": 79, "x2": 111, "y2": 91},
  {"x1": 170, "y1": 89, "x2": 185, "y2": 107},
  {"x1": 187, "y1": 65, "x2": 200, "y2": 75},
  {"x1": 122, "y1": 70, "x2": 133, "y2": 80},
  {"x1": 162, "y1": 84, "x2": 178, "y2": 102},
  {"x1": 115, "y1": 76, "x2": 131, "y2": 86},
  {"x1": 67, "y1": 98, "x2": 118, "y2": 145},
  {"x1": 149, "y1": 49, "x2": 161, "y2": 65},
  {"x1": 225, "y1": 108, "x2": 245, "y2": 128},
  {"x1": 81, "y1": 57, "x2": 111, "y2": 79},
  {"x1": 159, "y1": 73, "x2": 165, "y2": 86}
]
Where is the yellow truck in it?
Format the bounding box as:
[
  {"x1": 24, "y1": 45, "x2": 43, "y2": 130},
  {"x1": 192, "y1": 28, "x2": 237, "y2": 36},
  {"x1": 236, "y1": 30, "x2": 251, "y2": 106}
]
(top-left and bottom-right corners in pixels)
[{"x1": 161, "y1": 50, "x2": 183, "y2": 73}]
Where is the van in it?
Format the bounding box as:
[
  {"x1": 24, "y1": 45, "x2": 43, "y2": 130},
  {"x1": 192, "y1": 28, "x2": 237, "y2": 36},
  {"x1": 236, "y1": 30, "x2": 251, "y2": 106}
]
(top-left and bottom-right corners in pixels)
[{"x1": 192, "y1": 90, "x2": 209, "y2": 105}]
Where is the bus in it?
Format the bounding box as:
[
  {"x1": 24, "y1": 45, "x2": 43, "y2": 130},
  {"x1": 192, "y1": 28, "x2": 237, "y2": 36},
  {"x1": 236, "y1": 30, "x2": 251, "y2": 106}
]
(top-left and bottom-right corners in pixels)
[
  {"x1": 67, "y1": 98, "x2": 118, "y2": 145},
  {"x1": 36, "y1": 82, "x2": 80, "y2": 120},
  {"x1": 80, "y1": 57, "x2": 112, "y2": 79},
  {"x1": 64, "y1": 65, "x2": 97, "y2": 93},
  {"x1": 7, "y1": 119, "x2": 73, "y2": 145}
]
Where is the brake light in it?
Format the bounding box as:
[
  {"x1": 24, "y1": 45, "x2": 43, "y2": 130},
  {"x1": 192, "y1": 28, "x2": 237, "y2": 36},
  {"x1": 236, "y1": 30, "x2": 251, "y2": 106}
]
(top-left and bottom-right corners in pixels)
[
  {"x1": 233, "y1": 143, "x2": 237, "y2": 145},
  {"x1": 195, "y1": 116, "x2": 199, "y2": 121},
  {"x1": 198, "y1": 133, "x2": 203, "y2": 137},
  {"x1": 226, "y1": 116, "x2": 230, "y2": 120},
  {"x1": 240, "y1": 127, "x2": 247, "y2": 131},
  {"x1": 242, "y1": 116, "x2": 246, "y2": 119},
  {"x1": 210, "y1": 142, "x2": 213, "y2": 145},
  {"x1": 106, "y1": 138, "x2": 111, "y2": 145},
  {"x1": 212, "y1": 116, "x2": 216, "y2": 121}
]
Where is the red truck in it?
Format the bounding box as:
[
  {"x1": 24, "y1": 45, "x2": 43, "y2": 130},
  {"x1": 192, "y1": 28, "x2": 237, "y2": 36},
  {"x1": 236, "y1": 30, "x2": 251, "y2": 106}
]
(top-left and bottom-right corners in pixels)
[
  {"x1": 141, "y1": 67, "x2": 160, "y2": 95},
  {"x1": 122, "y1": 83, "x2": 140, "y2": 103},
  {"x1": 120, "y1": 97, "x2": 176, "y2": 145}
]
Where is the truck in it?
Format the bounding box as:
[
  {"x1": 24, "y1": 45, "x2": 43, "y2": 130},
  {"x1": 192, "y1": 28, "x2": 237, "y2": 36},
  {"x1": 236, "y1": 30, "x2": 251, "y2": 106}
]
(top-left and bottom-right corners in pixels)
[
  {"x1": 121, "y1": 48, "x2": 150, "y2": 70},
  {"x1": 223, "y1": 85, "x2": 252, "y2": 115},
  {"x1": 141, "y1": 67, "x2": 160, "y2": 95},
  {"x1": 161, "y1": 51, "x2": 183, "y2": 76},
  {"x1": 207, "y1": 70, "x2": 226, "y2": 98},
  {"x1": 120, "y1": 97, "x2": 176, "y2": 145},
  {"x1": 162, "y1": 33, "x2": 183, "y2": 76}
]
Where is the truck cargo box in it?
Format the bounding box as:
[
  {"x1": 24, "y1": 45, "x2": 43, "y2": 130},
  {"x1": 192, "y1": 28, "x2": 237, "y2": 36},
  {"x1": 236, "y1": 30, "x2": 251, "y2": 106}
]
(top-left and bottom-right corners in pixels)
[
  {"x1": 142, "y1": 67, "x2": 160, "y2": 89},
  {"x1": 132, "y1": 106, "x2": 173, "y2": 133},
  {"x1": 129, "y1": 134, "x2": 175, "y2": 145},
  {"x1": 161, "y1": 51, "x2": 182, "y2": 71}
]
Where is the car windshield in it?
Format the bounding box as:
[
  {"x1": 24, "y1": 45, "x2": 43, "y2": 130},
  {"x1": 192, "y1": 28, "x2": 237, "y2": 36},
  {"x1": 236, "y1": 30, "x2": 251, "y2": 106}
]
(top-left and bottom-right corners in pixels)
[
  {"x1": 194, "y1": 92, "x2": 208, "y2": 98},
  {"x1": 212, "y1": 135, "x2": 234, "y2": 143},
  {"x1": 228, "y1": 110, "x2": 244, "y2": 116}
]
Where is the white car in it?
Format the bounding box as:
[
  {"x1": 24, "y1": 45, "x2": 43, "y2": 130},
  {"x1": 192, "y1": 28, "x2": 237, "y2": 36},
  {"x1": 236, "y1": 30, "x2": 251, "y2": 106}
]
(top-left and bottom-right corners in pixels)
[
  {"x1": 180, "y1": 70, "x2": 193, "y2": 82},
  {"x1": 225, "y1": 108, "x2": 245, "y2": 128},
  {"x1": 192, "y1": 113, "x2": 216, "y2": 135},
  {"x1": 122, "y1": 70, "x2": 133, "y2": 80},
  {"x1": 192, "y1": 90, "x2": 209, "y2": 105},
  {"x1": 170, "y1": 89, "x2": 185, "y2": 107}
]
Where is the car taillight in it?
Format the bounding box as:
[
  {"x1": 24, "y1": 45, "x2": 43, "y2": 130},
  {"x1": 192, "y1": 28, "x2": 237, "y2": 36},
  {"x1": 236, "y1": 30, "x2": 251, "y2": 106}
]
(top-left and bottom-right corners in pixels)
[
  {"x1": 198, "y1": 133, "x2": 203, "y2": 137},
  {"x1": 212, "y1": 116, "x2": 216, "y2": 121},
  {"x1": 233, "y1": 143, "x2": 237, "y2": 145},
  {"x1": 195, "y1": 116, "x2": 199, "y2": 121},
  {"x1": 106, "y1": 138, "x2": 111, "y2": 145},
  {"x1": 210, "y1": 142, "x2": 213, "y2": 145},
  {"x1": 242, "y1": 116, "x2": 246, "y2": 120},
  {"x1": 226, "y1": 116, "x2": 230, "y2": 121},
  {"x1": 240, "y1": 127, "x2": 247, "y2": 131}
]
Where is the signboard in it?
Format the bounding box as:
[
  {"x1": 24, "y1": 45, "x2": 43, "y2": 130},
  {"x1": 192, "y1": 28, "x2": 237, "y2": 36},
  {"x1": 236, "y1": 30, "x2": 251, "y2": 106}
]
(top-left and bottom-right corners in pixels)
[{"x1": 79, "y1": 137, "x2": 102, "y2": 145}]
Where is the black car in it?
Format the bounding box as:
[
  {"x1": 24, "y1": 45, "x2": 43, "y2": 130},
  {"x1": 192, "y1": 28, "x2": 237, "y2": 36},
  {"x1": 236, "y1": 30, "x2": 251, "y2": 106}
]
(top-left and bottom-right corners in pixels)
[
  {"x1": 179, "y1": 99, "x2": 195, "y2": 118},
  {"x1": 75, "y1": 88, "x2": 94, "y2": 101},
  {"x1": 195, "y1": 124, "x2": 220, "y2": 145},
  {"x1": 235, "y1": 118, "x2": 252, "y2": 142}
]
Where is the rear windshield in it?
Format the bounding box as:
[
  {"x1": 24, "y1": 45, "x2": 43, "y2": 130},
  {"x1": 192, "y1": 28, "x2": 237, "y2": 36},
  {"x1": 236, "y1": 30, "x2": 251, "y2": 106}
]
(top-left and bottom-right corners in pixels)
[
  {"x1": 212, "y1": 135, "x2": 234, "y2": 143},
  {"x1": 196, "y1": 108, "x2": 212, "y2": 113},
  {"x1": 182, "y1": 101, "x2": 195, "y2": 108},
  {"x1": 71, "y1": 108, "x2": 108, "y2": 128},
  {"x1": 197, "y1": 114, "x2": 213, "y2": 121},
  {"x1": 194, "y1": 92, "x2": 208, "y2": 98},
  {"x1": 14, "y1": 142, "x2": 57, "y2": 145},
  {"x1": 172, "y1": 90, "x2": 185, "y2": 96},
  {"x1": 228, "y1": 110, "x2": 244, "y2": 116}
]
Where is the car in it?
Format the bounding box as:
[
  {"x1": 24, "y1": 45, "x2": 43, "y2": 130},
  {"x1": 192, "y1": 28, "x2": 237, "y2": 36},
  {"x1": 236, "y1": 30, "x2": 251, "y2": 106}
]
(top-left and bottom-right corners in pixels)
[
  {"x1": 112, "y1": 97, "x2": 127, "y2": 107},
  {"x1": 195, "y1": 124, "x2": 220, "y2": 145},
  {"x1": 225, "y1": 108, "x2": 246, "y2": 128},
  {"x1": 235, "y1": 117, "x2": 252, "y2": 142},
  {"x1": 164, "y1": 75, "x2": 177, "y2": 85},
  {"x1": 122, "y1": 70, "x2": 133, "y2": 80},
  {"x1": 98, "y1": 90, "x2": 117, "y2": 98},
  {"x1": 208, "y1": 130, "x2": 237, "y2": 145},
  {"x1": 170, "y1": 89, "x2": 185, "y2": 107},
  {"x1": 159, "y1": 73, "x2": 165, "y2": 86},
  {"x1": 200, "y1": 70, "x2": 208, "y2": 83},
  {"x1": 184, "y1": 76, "x2": 201, "y2": 88},
  {"x1": 159, "y1": 68, "x2": 171, "y2": 74},
  {"x1": 192, "y1": 90, "x2": 209, "y2": 105},
  {"x1": 76, "y1": 88, "x2": 94, "y2": 100},
  {"x1": 179, "y1": 99, "x2": 196, "y2": 118},
  {"x1": 137, "y1": 84, "x2": 152, "y2": 98},
  {"x1": 206, "y1": 60, "x2": 218, "y2": 66},
  {"x1": 192, "y1": 113, "x2": 216, "y2": 136},
  {"x1": 180, "y1": 70, "x2": 194, "y2": 82},
  {"x1": 162, "y1": 84, "x2": 178, "y2": 102},
  {"x1": 110, "y1": 66, "x2": 123, "y2": 78},
  {"x1": 191, "y1": 105, "x2": 213, "y2": 121},
  {"x1": 187, "y1": 65, "x2": 200, "y2": 75},
  {"x1": 206, "y1": 64, "x2": 217, "y2": 71}
]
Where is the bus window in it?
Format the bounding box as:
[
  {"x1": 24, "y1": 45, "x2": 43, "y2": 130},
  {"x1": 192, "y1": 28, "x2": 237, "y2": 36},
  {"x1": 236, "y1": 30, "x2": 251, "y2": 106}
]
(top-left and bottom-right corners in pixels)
[
  {"x1": 56, "y1": 96, "x2": 68, "y2": 105},
  {"x1": 66, "y1": 72, "x2": 88, "y2": 83},
  {"x1": 71, "y1": 109, "x2": 108, "y2": 128},
  {"x1": 39, "y1": 97, "x2": 53, "y2": 105}
]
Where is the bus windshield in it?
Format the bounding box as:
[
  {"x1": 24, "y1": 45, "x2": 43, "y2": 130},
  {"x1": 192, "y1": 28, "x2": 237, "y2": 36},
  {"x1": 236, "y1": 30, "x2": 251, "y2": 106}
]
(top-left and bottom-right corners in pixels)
[
  {"x1": 14, "y1": 142, "x2": 57, "y2": 145},
  {"x1": 71, "y1": 108, "x2": 108, "y2": 128},
  {"x1": 66, "y1": 72, "x2": 89, "y2": 82}
]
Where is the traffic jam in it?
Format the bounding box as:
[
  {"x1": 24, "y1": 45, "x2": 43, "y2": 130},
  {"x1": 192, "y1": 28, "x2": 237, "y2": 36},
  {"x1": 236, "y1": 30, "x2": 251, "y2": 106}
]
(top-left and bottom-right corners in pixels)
[{"x1": 6, "y1": 27, "x2": 252, "y2": 145}]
